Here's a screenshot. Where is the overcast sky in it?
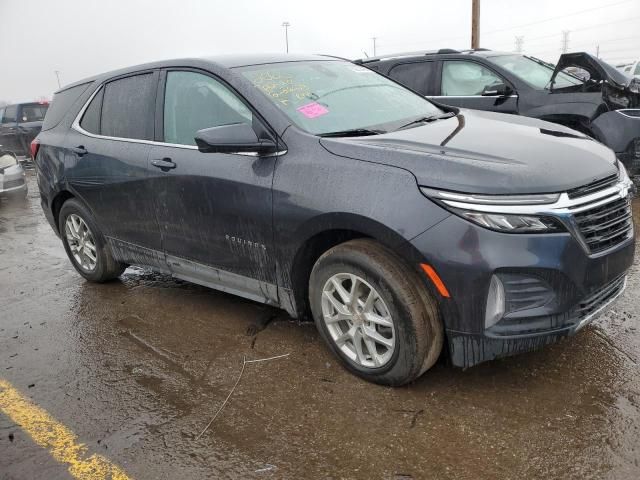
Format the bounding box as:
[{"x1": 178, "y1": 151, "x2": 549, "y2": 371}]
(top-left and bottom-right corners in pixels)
[{"x1": 1, "y1": 0, "x2": 638, "y2": 102}]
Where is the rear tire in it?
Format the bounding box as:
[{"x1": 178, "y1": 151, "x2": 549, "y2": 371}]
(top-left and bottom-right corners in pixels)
[
  {"x1": 309, "y1": 239, "x2": 443, "y2": 386},
  {"x1": 58, "y1": 199, "x2": 125, "y2": 282}
]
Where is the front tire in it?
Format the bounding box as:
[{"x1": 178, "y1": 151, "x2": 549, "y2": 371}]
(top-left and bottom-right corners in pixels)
[
  {"x1": 309, "y1": 239, "x2": 443, "y2": 386},
  {"x1": 58, "y1": 199, "x2": 125, "y2": 282}
]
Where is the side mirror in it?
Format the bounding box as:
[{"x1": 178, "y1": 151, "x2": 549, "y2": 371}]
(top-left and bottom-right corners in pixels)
[
  {"x1": 481, "y1": 83, "x2": 511, "y2": 96},
  {"x1": 194, "y1": 123, "x2": 278, "y2": 156}
]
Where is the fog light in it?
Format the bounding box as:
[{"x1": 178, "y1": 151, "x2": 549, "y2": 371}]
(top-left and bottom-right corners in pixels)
[{"x1": 485, "y1": 275, "x2": 505, "y2": 329}]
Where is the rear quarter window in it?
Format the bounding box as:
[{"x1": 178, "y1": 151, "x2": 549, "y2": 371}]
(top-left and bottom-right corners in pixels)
[
  {"x1": 42, "y1": 82, "x2": 92, "y2": 131},
  {"x1": 80, "y1": 87, "x2": 104, "y2": 134}
]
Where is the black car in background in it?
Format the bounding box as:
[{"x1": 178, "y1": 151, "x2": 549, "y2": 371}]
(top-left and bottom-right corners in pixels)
[
  {"x1": 357, "y1": 49, "x2": 640, "y2": 178},
  {"x1": 0, "y1": 101, "x2": 49, "y2": 158},
  {"x1": 34, "y1": 54, "x2": 633, "y2": 385}
]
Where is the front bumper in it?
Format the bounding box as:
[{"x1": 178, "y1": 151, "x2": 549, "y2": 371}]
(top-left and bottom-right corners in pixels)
[
  {"x1": 410, "y1": 199, "x2": 634, "y2": 368},
  {"x1": 0, "y1": 164, "x2": 27, "y2": 197}
]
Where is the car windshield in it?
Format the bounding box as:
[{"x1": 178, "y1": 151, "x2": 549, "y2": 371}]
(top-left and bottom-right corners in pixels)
[
  {"x1": 238, "y1": 60, "x2": 443, "y2": 135},
  {"x1": 489, "y1": 54, "x2": 583, "y2": 90}
]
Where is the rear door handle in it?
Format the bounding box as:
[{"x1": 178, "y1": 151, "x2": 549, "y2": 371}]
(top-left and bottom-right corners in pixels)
[
  {"x1": 151, "y1": 158, "x2": 176, "y2": 170},
  {"x1": 70, "y1": 146, "x2": 88, "y2": 156}
]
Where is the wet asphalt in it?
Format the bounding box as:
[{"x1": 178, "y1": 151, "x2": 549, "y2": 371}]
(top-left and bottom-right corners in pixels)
[{"x1": 1, "y1": 171, "x2": 639, "y2": 480}]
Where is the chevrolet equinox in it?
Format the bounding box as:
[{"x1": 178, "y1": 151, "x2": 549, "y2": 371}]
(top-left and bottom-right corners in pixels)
[{"x1": 34, "y1": 54, "x2": 635, "y2": 385}]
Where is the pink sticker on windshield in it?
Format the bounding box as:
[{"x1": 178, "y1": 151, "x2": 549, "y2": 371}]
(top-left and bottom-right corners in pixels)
[{"x1": 297, "y1": 102, "x2": 329, "y2": 119}]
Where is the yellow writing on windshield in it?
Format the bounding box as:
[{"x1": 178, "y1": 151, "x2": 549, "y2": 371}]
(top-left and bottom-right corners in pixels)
[{"x1": 248, "y1": 71, "x2": 312, "y2": 107}]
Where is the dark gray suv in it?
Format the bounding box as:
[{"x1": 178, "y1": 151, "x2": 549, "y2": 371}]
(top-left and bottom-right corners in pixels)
[{"x1": 34, "y1": 54, "x2": 634, "y2": 385}]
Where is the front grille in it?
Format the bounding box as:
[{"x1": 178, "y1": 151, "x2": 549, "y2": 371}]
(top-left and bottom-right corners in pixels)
[
  {"x1": 574, "y1": 196, "x2": 633, "y2": 253},
  {"x1": 2, "y1": 178, "x2": 25, "y2": 189},
  {"x1": 567, "y1": 174, "x2": 618, "y2": 199},
  {"x1": 575, "y1": 275, "x2": 626, "y2": 320}
]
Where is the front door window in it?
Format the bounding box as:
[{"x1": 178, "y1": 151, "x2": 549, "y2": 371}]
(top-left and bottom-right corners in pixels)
[
  {"x1": 441, "y1": 61, "x2": 504, "y2": 96},
  {"x1": 163, "y1": 71, "x2": 252, "y2": 146}
]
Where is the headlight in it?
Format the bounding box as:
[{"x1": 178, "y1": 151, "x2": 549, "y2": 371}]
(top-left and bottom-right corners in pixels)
[
  {"x1": 630, "y1": 79, "x2": 640, "y2": 94},
  {"x1": 451, "y1": 210, "x2": 563, "y2": 232},
  {"x1": 421, "y1": 187, "x2": 565, "y2": 233},
  {"x1": 618, "y1": 159, "x2": 631, "y2": 183}
]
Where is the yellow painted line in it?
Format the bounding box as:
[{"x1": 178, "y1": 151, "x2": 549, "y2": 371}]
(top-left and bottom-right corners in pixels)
[{"x1": 0, "y1": 378, "x2": 132, "y2": 480}]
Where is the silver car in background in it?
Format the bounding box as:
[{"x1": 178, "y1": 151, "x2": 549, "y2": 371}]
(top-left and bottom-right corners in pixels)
[{"x1": 0, "y1": 148, "x2": 27, "y2": 199}]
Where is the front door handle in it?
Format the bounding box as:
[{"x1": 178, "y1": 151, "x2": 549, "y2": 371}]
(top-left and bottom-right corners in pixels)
[
  {"x1": 70, "y1": 145, "x2": 88, "y2": 156},
  {"x1": 151, "y1": 158, "x2": 176, "y2": 171}
]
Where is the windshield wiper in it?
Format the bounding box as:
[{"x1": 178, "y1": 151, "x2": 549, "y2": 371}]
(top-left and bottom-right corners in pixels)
[
  {"x1": 318, "y1": 128, "x2": 386, "y2": 138},
  {"x1": 395, "y1": 112, "x2": 456, "y2": 131}
]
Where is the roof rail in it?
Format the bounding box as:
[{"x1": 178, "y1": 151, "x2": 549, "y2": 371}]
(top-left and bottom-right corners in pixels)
[
  {"x1": 354, "y1": 47, "x2": 499, "y2": 64},
  {"x1": 317, "y1": 54, "x2": 352, "y2": 62},
  {"x1": 459, "y1": 48, "x2": 492, "y2": 54}
]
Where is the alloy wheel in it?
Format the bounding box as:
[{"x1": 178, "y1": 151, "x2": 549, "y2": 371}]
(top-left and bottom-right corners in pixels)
[
  {"x1": 65, "y1": 214, "x2": 98, "y2": 271},
  {"x1": 321, "y1": 273, "x2": 396, "y2": 368}
]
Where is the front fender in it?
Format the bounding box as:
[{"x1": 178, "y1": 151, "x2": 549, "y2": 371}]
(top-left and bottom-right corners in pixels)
[{"x1": 591, "y1": 110, "x2": 640, "y2": 153}]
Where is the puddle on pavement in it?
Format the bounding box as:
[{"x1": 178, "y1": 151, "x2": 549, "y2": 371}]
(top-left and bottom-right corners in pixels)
[{"x1": 1, "y1": 173, "x2": 639, "y2": 479}]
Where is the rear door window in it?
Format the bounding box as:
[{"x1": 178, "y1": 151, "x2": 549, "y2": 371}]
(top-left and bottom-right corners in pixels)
[
  {"x1": 2, "y1": 105, "x2": 17, "y2": 124},
  {"x1": 163, "y1": 71, "x2": 252, "y2": 146},
  {"x1": 441, "y1": 61, "x2": 504, "y2": 96},
  {"x1": 100, "y1": 73, "x2": 156, "y2": 140},
  {"x1": 388, "y1": 61, "x2": 436, "y2": 95}
]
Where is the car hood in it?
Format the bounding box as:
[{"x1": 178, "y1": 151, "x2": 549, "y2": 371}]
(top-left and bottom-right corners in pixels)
[
  {"x1": 551, "y1": 52, "x2": 636, "y2": 89},
  {"x1": 319, "y1": 109, "x2": 618, "y2": 194}
]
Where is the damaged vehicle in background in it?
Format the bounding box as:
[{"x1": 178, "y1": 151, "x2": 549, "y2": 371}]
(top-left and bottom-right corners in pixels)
[
  {"x1": 0, "y1": 101, "x2": 49, "y2": 160},
  {"x1": 34, "y1": 54, "x2": 634, "y2": 385},
  {"x1": 357, "y1": 50, "x2": 640, "y2": 179}
]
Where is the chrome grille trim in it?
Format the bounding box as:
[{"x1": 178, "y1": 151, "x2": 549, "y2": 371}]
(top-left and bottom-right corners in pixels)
[
  {"x1": 567, "y1": 174, "x2": 618, "y2": 199},
  {"x1": 439, "y1": 180, "x2": 632, "y2": 216},
  {"x1": 436, "y1": 177, "x2": 634, "y2": 255}
]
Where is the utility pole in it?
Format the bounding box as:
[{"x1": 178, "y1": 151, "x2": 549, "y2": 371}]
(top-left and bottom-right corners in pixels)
[
  {"x1": 471, "y1": 0, "x2": 480, "y2": 49},
  {"x1": 54, "y1": 70, "x2": 61, "y2": 89},
  {"x1": 596, "y1": 44, "x2": 600, "y2": 58},
  {"x1": 371, "y1": 37, "x2": 377, "y2": 56},
  {"x1": 282, "y1": 22, "x2": 290, "y2": 53},
  {"x1": 515, "y1": 36, "x2": 524, "y2": 53},
  {"x1": 561, "y1": 30, "x2": 570, "y2": 53}
]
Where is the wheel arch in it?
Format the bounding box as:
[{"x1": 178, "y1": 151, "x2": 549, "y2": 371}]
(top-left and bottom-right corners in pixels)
[
  {"x1": 51, "y1": 190, "x2": 76, "y2": 233},
  {"x1": 286, "y1": 212, "x2": 428, "y2": 319}
]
